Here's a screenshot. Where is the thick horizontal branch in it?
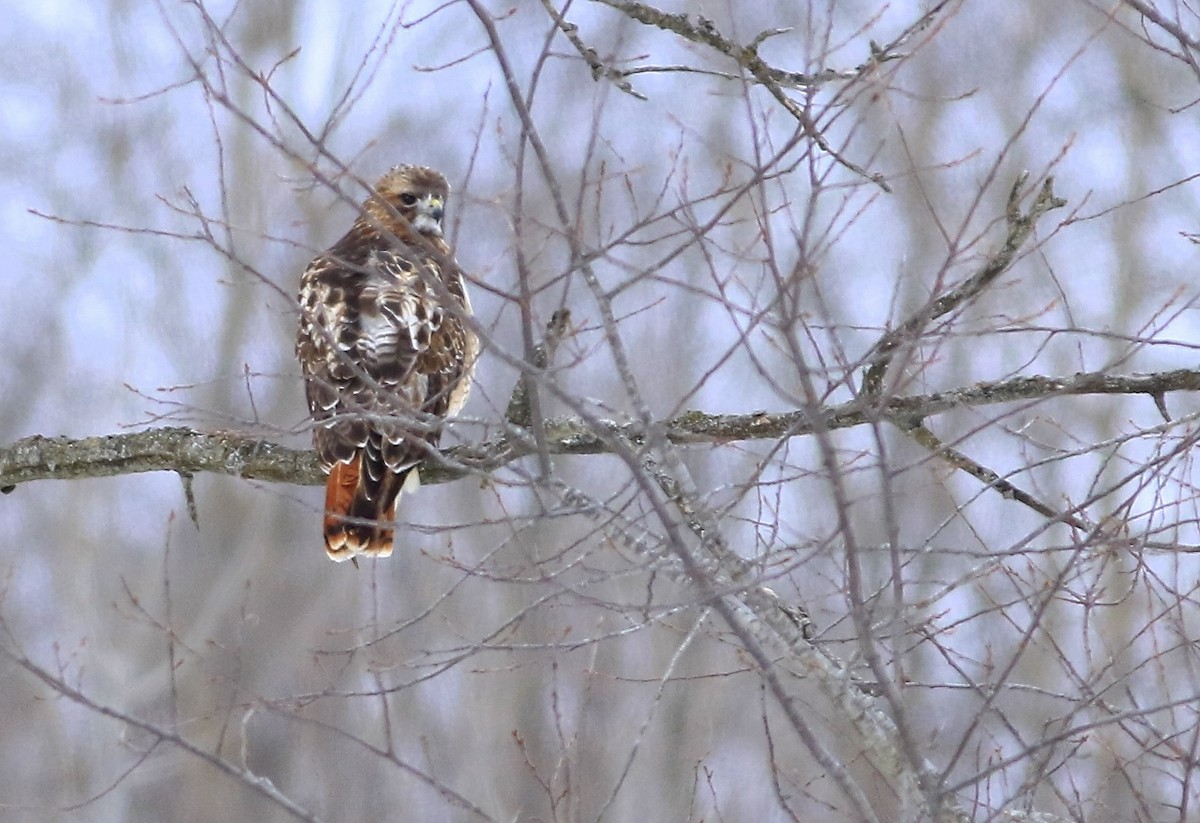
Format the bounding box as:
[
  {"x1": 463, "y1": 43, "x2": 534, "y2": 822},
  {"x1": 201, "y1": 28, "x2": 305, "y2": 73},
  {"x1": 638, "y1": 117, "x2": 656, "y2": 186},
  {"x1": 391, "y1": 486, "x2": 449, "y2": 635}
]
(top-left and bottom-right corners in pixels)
[{"x1": 2, "y1": 368, "x2": 1198, "y2": 490}]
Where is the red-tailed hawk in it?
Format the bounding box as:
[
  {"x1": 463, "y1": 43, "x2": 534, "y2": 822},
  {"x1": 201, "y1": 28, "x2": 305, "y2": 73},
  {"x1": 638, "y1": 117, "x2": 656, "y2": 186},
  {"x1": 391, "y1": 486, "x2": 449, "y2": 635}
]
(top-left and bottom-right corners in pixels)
[{"x1": 296, "y1": 165, "x2": 477, "y2": 562}]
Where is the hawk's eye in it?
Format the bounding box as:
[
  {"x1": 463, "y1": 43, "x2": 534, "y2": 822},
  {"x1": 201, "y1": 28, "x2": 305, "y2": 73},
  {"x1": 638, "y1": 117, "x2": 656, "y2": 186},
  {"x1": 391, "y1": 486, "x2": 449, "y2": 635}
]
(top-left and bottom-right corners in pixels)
[{"x1": 399, "y1": 193, "x2": 418, "y2": 206}]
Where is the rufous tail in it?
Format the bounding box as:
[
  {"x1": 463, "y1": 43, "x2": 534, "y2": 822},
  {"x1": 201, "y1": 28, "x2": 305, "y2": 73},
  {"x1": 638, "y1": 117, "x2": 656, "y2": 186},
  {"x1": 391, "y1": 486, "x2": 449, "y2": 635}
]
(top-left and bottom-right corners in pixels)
[{"x1": 323, "y1": 458, "x2": 412, "y2": 562}]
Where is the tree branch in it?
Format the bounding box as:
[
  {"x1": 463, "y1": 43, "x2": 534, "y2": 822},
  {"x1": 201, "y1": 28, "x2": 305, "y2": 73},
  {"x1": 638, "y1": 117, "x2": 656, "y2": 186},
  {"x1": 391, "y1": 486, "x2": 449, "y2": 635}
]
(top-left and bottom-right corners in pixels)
[
  {"x1": 0, "y1": 644, "x2": 325, "y2": 823},
  {"x1": 593, "y1": 0, "x2": 957, "y2": 191},
  {"x1": 592, "y1": 0, "x2": 951, "y2": 89},
  {"x1": 3, "y1": 367, "x2": 1198, "y2": 491},
  {"x1": 863, "y1": 174, "x2": 1067, "y2": 396}
]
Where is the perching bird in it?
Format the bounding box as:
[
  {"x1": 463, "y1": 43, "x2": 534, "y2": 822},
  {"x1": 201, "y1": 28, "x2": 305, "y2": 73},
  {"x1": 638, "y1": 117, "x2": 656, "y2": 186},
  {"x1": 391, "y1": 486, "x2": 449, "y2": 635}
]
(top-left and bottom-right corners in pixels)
[{"x1": 296, "y1": 165, "x2": 477, "y2": 562}]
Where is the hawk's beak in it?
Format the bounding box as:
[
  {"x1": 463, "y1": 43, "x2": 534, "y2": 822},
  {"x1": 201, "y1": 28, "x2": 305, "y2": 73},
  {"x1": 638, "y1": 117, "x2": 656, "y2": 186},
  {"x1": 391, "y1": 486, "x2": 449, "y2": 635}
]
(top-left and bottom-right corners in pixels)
[{"x1": 412, "y1": 194, "x2": 444, "y2": 237}]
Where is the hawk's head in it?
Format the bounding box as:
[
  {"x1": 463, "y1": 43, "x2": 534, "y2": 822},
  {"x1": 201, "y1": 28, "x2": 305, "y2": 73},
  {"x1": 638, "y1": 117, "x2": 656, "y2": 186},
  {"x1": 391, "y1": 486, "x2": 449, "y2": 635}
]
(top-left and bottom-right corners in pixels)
[{"x1": 369, "y1": 164, "x2": 450, "y2": 240}]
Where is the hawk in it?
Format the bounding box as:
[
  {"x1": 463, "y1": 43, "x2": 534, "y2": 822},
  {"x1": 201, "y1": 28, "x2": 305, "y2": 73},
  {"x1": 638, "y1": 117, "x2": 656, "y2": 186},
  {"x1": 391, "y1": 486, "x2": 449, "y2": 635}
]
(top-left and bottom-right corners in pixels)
[{"x1": 296, "y1": 165, "x2": 478, "y2": 562}]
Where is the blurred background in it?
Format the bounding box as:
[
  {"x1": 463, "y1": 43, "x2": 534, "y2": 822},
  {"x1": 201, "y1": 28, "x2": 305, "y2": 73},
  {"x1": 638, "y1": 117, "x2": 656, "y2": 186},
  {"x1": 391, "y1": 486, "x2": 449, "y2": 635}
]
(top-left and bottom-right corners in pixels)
[{"x1": 3, "y1": 1, "x2": 1200, "y2": 820}]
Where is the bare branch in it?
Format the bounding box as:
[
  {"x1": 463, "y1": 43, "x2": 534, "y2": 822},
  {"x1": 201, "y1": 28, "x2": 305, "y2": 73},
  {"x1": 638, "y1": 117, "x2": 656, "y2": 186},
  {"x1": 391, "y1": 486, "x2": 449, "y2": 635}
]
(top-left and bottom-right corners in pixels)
[
  {"x1": 592, "y1": 0, "x2": 949, "y2": 89},
  {"x1": 540, "y1": 0, "x2": 648, "y2": 99},
  {"x1": 4, "y1": 367, "x2": 1199, "y2": 491},
  {"x1": 863, "y1": 175, "x2": 1068, "y2": 396},
  {"x1": 0, "y1": 645, "x2": 324, "y2": 823},
  {"x1": 592, "y1": 0, "x2": 958, "y2": 191}
]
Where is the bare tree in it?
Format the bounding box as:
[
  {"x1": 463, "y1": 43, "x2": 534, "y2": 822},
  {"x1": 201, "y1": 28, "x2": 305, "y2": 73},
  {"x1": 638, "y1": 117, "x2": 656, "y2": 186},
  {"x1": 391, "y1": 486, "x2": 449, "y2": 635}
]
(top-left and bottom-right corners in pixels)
[{"x1": 3, "y1": 1, "x2": 1200, "y2": 821}]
